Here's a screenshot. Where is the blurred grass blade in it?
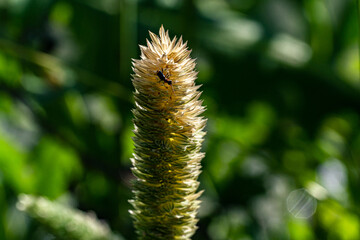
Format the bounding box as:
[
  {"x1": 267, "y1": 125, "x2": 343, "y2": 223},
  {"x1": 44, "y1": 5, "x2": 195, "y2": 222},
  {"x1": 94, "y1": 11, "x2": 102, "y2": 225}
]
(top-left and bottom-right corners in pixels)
[
  {"x1": 0, "y1": 38, "x2": 131, "y2": 101},
  {"x1": 357, "y1": 0, "x2": 360, "y2": 76}
]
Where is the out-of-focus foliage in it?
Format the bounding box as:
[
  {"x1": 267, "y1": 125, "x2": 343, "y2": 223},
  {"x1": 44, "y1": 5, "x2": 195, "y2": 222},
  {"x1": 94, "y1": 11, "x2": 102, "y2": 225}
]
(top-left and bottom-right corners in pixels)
[
  {"x1": 0, "y1": 0, "x2": 359, "y2": 239},
  {"x1": 17, "y1": 194, "x2": 123, "y2": 240}
]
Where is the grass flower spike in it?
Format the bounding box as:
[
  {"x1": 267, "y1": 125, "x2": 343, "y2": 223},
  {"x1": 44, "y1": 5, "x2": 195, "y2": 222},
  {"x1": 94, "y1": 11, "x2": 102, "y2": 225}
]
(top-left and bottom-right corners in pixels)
[
  {"x1": 17, "y1": 194, "x2": 121, "y2": 240},
  {"x1": 129, "y1": 26, "x2": 207, "y2": 239}
]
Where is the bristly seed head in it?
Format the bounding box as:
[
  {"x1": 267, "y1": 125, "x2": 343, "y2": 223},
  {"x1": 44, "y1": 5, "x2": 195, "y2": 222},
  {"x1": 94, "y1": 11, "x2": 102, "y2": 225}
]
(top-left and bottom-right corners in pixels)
[{"x1": 130, "y1": 25, "x2": 206, "y2": 240}]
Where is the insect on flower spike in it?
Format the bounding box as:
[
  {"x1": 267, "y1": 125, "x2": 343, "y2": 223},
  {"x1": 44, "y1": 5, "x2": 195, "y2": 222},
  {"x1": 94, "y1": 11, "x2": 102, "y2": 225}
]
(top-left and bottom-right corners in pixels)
[
  {"x1": 130, "y1": 25, "x2": 206, "y2": 240},
  {"x1": 156, "y1": 70, "x2": 174, "y2": 95}
]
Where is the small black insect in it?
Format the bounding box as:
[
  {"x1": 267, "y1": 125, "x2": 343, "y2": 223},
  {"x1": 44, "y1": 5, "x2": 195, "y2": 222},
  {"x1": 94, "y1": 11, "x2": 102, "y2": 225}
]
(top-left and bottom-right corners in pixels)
[
  {"x1": 156, "y1": 70, "x2": 172, "y2": 86},
  {"x1": 156, "y1": 70, "x2": 174, "y2": 93}
]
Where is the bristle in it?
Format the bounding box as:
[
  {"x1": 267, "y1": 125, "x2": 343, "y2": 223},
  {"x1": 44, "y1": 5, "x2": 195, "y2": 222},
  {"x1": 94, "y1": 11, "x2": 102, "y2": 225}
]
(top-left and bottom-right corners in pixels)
[{"x1": 130, "y1": 26, "x2": 206, "y2": 240}]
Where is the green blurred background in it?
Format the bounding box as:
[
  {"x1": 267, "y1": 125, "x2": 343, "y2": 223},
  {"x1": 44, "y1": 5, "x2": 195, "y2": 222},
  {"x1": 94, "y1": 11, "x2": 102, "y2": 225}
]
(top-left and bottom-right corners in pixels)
[{"x1": 0, "y1": 0, "x2": 359, "y2": 239}]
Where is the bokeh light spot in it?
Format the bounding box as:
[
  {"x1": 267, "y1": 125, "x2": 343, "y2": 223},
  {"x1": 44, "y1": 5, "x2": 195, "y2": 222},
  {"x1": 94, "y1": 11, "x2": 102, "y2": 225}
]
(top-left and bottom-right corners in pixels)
[{"x1": 287, "y1": 188, "x2": 317, "y2": 219}]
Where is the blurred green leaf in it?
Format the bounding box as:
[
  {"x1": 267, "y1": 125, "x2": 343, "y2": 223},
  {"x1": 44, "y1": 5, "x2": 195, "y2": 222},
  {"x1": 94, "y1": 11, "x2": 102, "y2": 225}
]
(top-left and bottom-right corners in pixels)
[
  {"x1": 0, "y1": 135, "x2": 33, "y2": 193},
  {"x1": 31, "y1": 137, "x2": 82, "y2": 199}
]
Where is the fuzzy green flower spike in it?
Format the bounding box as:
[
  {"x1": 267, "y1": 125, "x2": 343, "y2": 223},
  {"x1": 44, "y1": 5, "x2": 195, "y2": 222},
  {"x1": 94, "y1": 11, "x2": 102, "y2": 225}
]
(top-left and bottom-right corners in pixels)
[
  {"x1": 17, "y1": 194, "x2": 121, "y2": 240},
  {"x1": 129, "y1": 26, "x2": 206, "y2": 240}
]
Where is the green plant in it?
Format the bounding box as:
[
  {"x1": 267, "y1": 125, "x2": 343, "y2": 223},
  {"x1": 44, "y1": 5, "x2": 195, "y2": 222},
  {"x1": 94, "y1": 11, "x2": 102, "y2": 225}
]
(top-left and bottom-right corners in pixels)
[{"x1": 129, "y1": 26, "x2": 206, "y2": 240}]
